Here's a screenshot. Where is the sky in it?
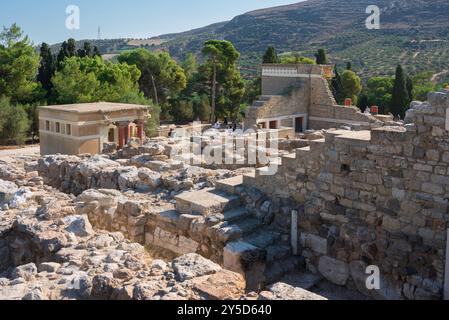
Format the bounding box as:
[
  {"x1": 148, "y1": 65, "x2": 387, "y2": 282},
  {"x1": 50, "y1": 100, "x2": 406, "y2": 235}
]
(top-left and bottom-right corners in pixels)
[{"x1": 0, "y1": 0, "x2": 301, "y2": 45}]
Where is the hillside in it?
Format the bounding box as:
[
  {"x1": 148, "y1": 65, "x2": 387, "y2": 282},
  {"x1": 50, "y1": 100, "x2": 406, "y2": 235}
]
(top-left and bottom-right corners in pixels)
[{"x1": 51, "y1": 0, "x2": 449, "y2": 81}]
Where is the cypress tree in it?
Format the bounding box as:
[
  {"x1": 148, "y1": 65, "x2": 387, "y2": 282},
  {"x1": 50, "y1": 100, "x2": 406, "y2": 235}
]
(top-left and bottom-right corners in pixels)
[
  {"x1": 315, "y1": 49, "x2": 328, "y2": 65},
  {"x1": 331, "y1": 65, "x2": 344, "y2": 104},
  {"x1": 37, "y1": 43, "x2": 56, "y2": 98},
  {"x1": 57, "y1": 41, "x2": 69, "y2": 68},
  {"x1": 390, "y1": 65, "x2": 409, "y2": 118},
  {"x1": 262, "y1": 46, "x2": 278, "y2": 64}
]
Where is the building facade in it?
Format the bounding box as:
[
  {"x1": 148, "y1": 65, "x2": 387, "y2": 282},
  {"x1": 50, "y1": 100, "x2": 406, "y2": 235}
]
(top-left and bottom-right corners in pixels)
[
  {"x1": 39, "y1": 102, "x2": 150, "y2": 155},
  {"x1": 244, "y1": 64, "x2": 380, "y2": 132}
]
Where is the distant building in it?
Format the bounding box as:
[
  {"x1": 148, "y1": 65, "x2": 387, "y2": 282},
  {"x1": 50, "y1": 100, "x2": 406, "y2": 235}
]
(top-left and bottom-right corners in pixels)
[
  {"x1": 244, "y1": 64, "x2": 379, "y2": 132},
  {"x1": 39, "y1": 102, "x2": 150, "y2": 155}
]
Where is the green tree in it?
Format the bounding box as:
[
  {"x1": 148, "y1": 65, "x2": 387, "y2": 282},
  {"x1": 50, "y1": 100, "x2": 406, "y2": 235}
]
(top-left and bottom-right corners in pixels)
[
  {"x1": 191, "y1": 94, "x2": 211, "y2": 122},
  {"x1": 169, "y1": 98, "x2": 194, "y2": 123},
  {"x1": 78, "y1": 42, "x2": 92, "y2": 58},
  {"x1": 57, "y1": 41, "x2": 69, "y2": 67},
  {"x1": 331, "y1": 65, "x2": 344, "y2": 104},
  {"x1": 93, "y1": 46, "x2": 101, "y2": 57},
  {"x1": 52, "y1": 56, "x2": 143, "y2": 104},
  {"x1": 364, "y1": 77, "x2": 394, "y2": 114},
  {"x1": 262, "y1": 46, "x2": 278, "y2": 64},
  {"x1": 412, "y1": 72, "x2": 435, "y2": 101},
  {"x1": 67, "y1": 38, "x2": 77, "y2": 57},
  {"x1": 201, "y1": 40, "x2": 244, "y2": 122},
  {"x1": 37, "y1": 42, "x2": 56, "y2": 99},
  {"x1": 280, "y1": 53, "x2": 315, "y2": 65},
  {"x1": 390, "y1": 65, "x2": 409, "y2": 118},
  {"x1": 346, "y1": 62, "x2": 352, "y2": 70},
  {"x1": 0, "y1": 97, "x2": 30, "y2": 145},
  {"x1": 315, "y1": 49, "x2": 328, "y2": 65},
  {"x1": 118, "y1": 49, "x2": 187, "y2": 105},
  {"x1": 340, "y1": 70, "x2": 362, "y2": 105},
  {"x1": 0, "y1": 24, "x2": 41, "y2": 104},
  {"x1": 244, "y1": 76, "x2": 261, "y2": 105},
  {"x1": 181, "y1": 53, "x2": 197, "y2": 80}
]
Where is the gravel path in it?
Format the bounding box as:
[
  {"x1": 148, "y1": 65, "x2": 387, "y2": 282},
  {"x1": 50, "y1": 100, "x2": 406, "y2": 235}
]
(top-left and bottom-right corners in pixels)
[{"x1": 0, "y1": 145, "x2": 40, "y2": 159}]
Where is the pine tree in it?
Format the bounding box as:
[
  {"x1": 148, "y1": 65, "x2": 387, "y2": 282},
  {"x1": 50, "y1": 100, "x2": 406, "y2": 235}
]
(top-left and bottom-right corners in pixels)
[
  {"x1": 390, "y1": 65, "x2": 409, "y2": 118},
  {"x1": 346, "y1": 62, "x2": 352, "y2": 70},
  {"x1": 315, "y1": 49, "x2": 328, "y2": 65},
  {"x1": 262, "y1": 46, "x2": 278, "y2": 64},
  {"x1": 37, "y1": 43, "x2": 56, "y2": 98}
]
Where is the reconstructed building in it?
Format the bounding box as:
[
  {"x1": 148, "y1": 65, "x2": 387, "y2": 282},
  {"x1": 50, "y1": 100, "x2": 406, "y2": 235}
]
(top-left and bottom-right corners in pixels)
[
  {"x1": 244, "y1": 64, "x2": 380, "y2": 132},
  {"x1": 39, "y1": 102, "x2": 150, "y2": 155}
]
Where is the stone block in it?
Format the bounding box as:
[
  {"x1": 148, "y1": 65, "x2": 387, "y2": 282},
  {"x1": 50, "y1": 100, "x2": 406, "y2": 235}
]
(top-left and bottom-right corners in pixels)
[{"x1": 318, "y1": 256, "x2": 349, "y2": 286}]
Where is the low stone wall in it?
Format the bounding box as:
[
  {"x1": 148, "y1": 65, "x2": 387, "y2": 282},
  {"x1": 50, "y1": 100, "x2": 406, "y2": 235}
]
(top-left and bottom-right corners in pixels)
[
  {"x1": 247, "y1": 90, "x2": 449, "y2": 300},
  {"x1": 73, "y1": 189, "x2": 249, "y2": 265}
]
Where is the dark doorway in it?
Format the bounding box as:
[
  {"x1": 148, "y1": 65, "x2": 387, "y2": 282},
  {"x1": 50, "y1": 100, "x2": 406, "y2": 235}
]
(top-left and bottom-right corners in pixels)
[
  {"x1": 108, "y1": 128, "x2": 115, "y2": 142},
  {"x1": 295, "y1": 117, "x2": 304, "y2": 133},
  {"x1": 269, "y1": 121, "x2": 278, "y2": 129}
]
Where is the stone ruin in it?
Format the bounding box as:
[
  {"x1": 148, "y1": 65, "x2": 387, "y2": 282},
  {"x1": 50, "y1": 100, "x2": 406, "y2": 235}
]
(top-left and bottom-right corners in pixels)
[{"x1": 1, "y1": 89, "x2": 449, "y2": 300}]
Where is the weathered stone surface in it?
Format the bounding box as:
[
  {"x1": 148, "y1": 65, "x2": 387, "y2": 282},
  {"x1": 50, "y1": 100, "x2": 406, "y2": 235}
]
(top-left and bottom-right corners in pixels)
[
  {"x1": 172, "y1": 253, "x2": 221, "y2": 282},
  {"x1": 318, "y1": 256, "x2": 349, "y2": 286},
  {"x1": 64, "y1": 215, "x2": 94, "y2": 238},
  {"x1": 0, "y1": 180, "x2": 19, "y2": 205},
  {"x1": 259, "y1": 282, "x2": 327, "y2": 300},
  {"x1": 189, "y1": 270, "x2": 246, "y2": 300}
]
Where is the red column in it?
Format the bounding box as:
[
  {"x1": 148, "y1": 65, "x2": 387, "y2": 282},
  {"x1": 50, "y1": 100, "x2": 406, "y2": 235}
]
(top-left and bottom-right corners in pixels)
[
  {"x1": 124, "y1": 123, "x2": 129, "y2": 146},
  {"x1": 118, "y1": 126, "x2": 125, "y2": 149},
  {"x1": 137, "y1": 122, "x2": 144, "y2": 143}
]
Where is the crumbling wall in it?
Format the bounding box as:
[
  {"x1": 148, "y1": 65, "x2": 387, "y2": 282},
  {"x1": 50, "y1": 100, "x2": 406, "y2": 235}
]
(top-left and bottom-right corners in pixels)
[{"x1": 246, "y1": 90, "x2": 449, "y2": 300}]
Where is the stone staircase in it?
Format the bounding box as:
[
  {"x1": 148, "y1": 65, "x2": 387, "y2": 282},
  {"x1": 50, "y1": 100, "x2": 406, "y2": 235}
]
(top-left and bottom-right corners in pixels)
[
  {"x1": 243, "y1": 137, "x2": 327, "y2": 190},
  {"x1": 174, "y1": 175, "x2": 300, "y2": 291}
]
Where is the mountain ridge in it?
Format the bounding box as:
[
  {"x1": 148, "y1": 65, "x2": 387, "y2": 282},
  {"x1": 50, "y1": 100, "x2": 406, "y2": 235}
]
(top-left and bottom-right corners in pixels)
[{"x1": 51, "y1": 0, "x2": 449, "y2": 81}]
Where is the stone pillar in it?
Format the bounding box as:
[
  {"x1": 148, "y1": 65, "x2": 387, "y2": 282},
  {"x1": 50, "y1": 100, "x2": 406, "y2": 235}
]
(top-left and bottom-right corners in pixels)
[
  {"x1": 291, "y1": 210, "x2": 298, "y2": 256},
  {"x1": 137, "y1": 121, "x2": 145, "y2": 144},
  {"x1": 445, "y1": 227, "x2": 449, "y2": 300}
]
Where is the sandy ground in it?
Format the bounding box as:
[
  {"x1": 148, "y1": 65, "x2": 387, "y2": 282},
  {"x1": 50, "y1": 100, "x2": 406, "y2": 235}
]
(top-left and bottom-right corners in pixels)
[{"x1": 0, "y1": 145, "x2": 40, "y2": 160}]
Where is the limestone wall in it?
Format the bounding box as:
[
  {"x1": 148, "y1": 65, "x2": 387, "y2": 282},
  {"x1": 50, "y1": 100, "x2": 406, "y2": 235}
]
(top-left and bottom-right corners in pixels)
[
  {"x1": 245, "y1": 64, "x2": 380, "y2": 131},
  {"x1": 246, "y1": 90, "x2": 449, "y2": 300}
]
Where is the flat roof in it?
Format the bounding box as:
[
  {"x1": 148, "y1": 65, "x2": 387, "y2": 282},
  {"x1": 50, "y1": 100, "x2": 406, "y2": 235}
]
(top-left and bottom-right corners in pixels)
[{"x1": 39, "y1": 102, "x2": 149, "y2": 114}]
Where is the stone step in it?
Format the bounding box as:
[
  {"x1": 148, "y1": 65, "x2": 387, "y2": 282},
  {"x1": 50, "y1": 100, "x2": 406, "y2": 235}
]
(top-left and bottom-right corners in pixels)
[
  {"x1": 308, "y1": 138, "x2": 326, "y2": 151},
  {"x1": 242, "y1": 172, "x2": 256, "y2": 187},
  {"x1": 296, "y1": 146, "x2": 311, "y2": 158},
  {"x1": 264, "y1": 256, "x2": 301, "y2": 285},
  {"x1": 175, "y1": 188, "x2": 241, "y2": 216},
  {"x1": 282, "y1": 153, "x2": 297, "y2": 168},
  {"x1": 265, "y1": 244, "x2": 292, "y2": 262},
  {"x1": 223, "y1": 207, "x2": 250, "y2": 223},
  {"x1": 279, "y1": 272, "x2": 323, "y2": 291},
  {"x1": 215, "y1": 175, "x2": 243, "y2": 195},
  {"x1": 243, "y1": 229, "x2": 281, "y2": 249},
  {"x1": 234, "y1": 218, "x2": 264, "y2": 236},
  {"x1": 259, "y1": 95, "x2": 273, "y2": 101}
]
